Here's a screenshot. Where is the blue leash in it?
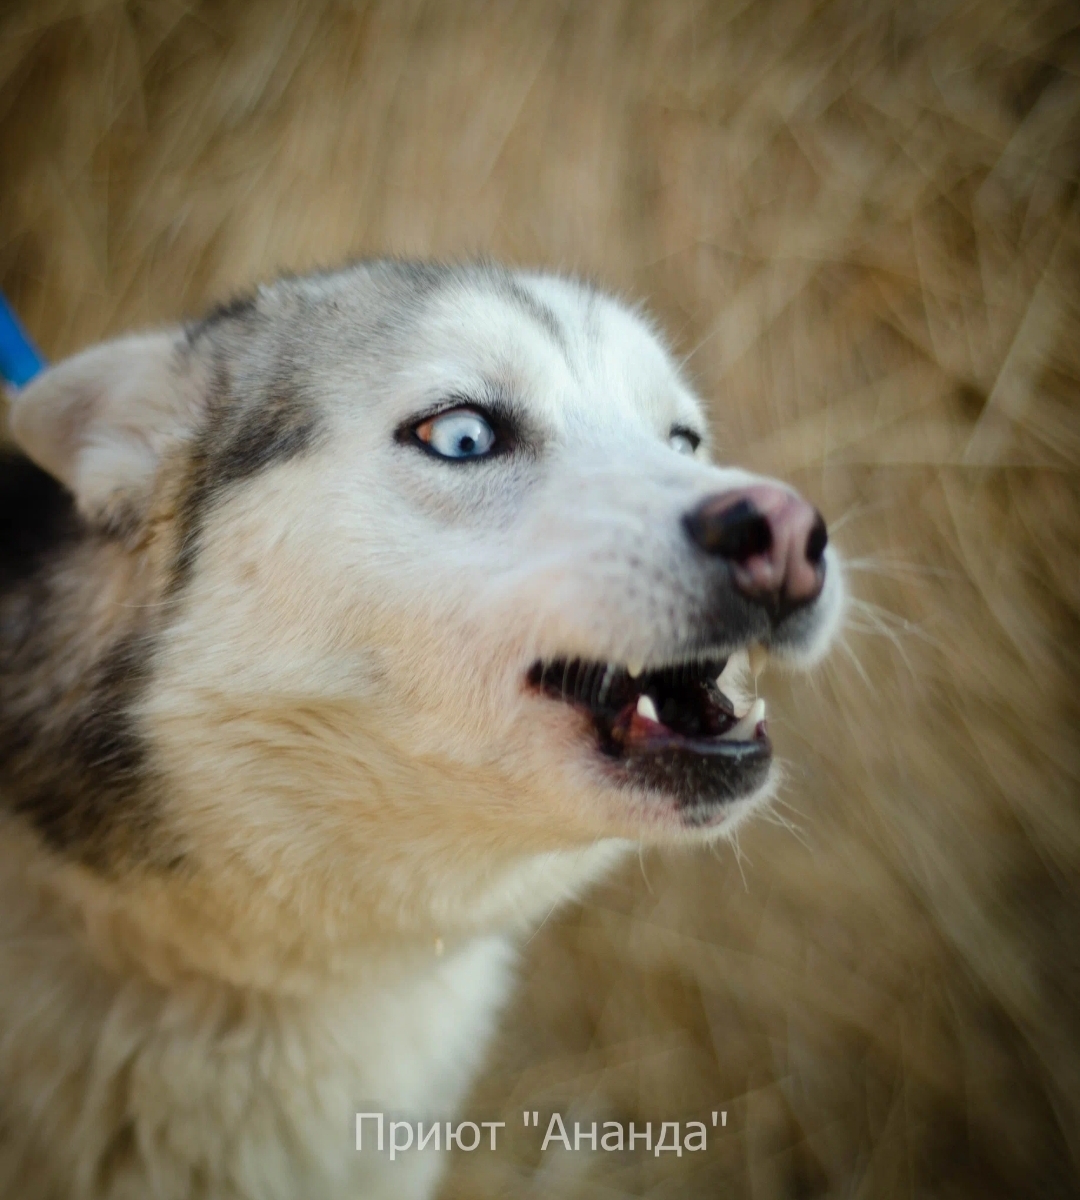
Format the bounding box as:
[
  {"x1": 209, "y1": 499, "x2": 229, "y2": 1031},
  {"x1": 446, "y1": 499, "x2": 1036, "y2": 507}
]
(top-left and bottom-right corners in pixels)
[{"x1": 0, "y1": 293, "x2": 45, "y2": 387}]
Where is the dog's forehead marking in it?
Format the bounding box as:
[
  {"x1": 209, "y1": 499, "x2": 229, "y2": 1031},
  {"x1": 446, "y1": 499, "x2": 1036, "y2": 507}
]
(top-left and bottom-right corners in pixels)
[
  {"x1": 252, "y1": 262, "x2": 703, "y2": 448},
  {"x1": 509, "y1": 273, "x2": 706, "y2": 437},
  {"x1": 389, "y1": 272, "x2": 704, "y2": 441},
  {"x1": 498, "y1": 275, "x2": 568, "y2": 353}
]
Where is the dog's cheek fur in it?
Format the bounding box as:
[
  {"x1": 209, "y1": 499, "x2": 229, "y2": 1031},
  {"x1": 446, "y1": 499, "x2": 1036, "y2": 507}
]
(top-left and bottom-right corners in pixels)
[{"x1": 131, "y1": 440, "x2": 799, "y2": 922}]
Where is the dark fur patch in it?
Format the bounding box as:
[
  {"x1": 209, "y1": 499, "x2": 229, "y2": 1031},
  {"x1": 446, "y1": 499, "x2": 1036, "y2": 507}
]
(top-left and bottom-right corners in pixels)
[
  {"x1": 0, "y1": 339, "x2": 317, "y2": 862},
  {"x1": 169, "y1": 354, "x2": 319, "y2": 595},
  {"x1": 0, "y1": 454, "x2": 162, "y2": 867},
  {"x1": 502, "y1": 277, "x2": 567, "y2": 350},
  {"x1": 5, "y1": 637, "x2": 157, "y2": 866},
  {"x1": 215, "y1": 387, "x2": 318, "y2": 486},
  {"x1": 185, "y1": 290, "x2": 258, "y2": 344},
  {"x1": 0, "y1": 452, "x2": 79, "y2": 592}
]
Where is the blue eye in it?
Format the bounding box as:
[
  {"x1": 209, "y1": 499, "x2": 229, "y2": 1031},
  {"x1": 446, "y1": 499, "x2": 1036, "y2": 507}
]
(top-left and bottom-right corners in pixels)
[{"x1": 414, "y1": 408, "x2": 498, "y2": 460}]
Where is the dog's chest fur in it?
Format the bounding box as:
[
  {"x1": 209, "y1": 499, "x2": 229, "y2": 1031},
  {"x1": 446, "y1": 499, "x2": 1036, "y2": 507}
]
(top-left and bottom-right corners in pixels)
[{"x1": 0, "y1": 836, "x2": 516, "y2": 1199}]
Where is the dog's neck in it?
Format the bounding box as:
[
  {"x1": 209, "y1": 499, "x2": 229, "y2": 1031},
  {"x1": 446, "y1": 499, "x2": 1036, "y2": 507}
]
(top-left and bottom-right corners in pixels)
[{"x1": 2, "y1": 814, "x2": 625, "y2": 998}]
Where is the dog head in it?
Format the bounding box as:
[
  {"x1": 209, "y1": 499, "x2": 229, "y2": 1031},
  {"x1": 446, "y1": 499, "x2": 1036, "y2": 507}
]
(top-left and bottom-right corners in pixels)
[{"x1": 7, "y1": 262, "x2": 843, "y2": 936}]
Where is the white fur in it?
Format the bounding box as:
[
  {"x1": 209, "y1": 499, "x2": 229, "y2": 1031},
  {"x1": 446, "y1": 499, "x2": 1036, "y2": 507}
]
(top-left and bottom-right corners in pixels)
[{"x1": 1, "y1": 265, "x2": 842, "y2": 1198}]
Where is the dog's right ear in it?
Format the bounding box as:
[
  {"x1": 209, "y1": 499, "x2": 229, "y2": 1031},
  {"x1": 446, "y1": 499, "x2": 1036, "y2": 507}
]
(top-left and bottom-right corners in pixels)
[{"x1": 7, "y1": 330, "x2": 206, "y2": 530}]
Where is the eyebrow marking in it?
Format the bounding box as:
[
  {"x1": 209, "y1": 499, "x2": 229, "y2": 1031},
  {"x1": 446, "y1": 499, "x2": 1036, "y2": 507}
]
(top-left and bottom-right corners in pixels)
[{"x1": 501, "y1": 279, "x2": 569, "y2": 355}]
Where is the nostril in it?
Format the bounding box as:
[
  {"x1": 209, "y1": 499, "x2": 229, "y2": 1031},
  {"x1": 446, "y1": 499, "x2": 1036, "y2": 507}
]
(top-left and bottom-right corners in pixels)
[
  {"x1": 684, "y1": 497, "x2": 773, "y2": 561},
  {"x1": 716, "y1": 502, "x2": 772, "y2": 562},
  {"x1": 805, "y1": 512, "x2": 828, "y2": 565}
]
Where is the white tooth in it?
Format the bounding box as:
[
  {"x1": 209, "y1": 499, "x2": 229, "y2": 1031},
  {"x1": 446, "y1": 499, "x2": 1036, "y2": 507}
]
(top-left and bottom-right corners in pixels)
[
  {"x1": 720, "y1": 697, "x2": 766, "y2": 741},
  {"x1": 636, "y1": 694, "x2": 660, "y2": 722},
  {"x1": 718, "y1": 648, "x2": 749, "y2": 688},
  {"x1": 627, "y1": 659, "x2": 645, "y2": 678},
  {"x1": 748, "y1": 643, "x2": 768, "y2": 680}
]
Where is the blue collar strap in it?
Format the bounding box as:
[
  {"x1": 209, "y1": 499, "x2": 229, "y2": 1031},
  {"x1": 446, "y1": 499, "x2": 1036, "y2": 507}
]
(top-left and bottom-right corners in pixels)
[{"x1": 0, "y1": 293, "x2": 45, "y2": 387}]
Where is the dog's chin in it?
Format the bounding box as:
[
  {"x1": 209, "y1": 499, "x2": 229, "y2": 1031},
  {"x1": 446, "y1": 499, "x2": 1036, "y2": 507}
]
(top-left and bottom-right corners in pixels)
[{"x1": 526, "y1": 653, "x2": 775, "y2": 831}]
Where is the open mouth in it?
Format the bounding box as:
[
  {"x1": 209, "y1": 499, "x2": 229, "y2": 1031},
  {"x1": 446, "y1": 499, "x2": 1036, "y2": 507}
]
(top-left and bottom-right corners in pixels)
[{"x1": 526, "y1": 652, "x2": 772, "y2": 814}]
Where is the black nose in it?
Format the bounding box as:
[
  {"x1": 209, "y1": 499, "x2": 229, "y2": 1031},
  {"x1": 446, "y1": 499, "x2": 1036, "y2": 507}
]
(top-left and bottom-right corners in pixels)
[{"x1": 683, "y1": 484, "x2": 827, "y2": 615}]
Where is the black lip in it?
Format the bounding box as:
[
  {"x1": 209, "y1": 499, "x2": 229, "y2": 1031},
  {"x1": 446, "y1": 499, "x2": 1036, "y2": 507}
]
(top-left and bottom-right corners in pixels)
[
  {"x1": 527, "y1": 655, "x2": 772, "y2": 811},
  {"x1": 614, "y1": 740, "x2": 773, "y2": 819}
]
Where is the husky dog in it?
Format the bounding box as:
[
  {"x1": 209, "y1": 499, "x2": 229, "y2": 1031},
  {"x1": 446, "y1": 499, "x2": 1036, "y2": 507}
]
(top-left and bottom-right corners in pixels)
[{"x1": 0, "y1": 261, "x2": 842, "y2": 1199}]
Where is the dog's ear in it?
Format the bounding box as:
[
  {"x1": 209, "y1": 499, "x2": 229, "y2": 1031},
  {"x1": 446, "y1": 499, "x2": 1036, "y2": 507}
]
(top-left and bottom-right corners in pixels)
[{"x1": 7, "y1": 330, "x2": 206, "y2": 529}]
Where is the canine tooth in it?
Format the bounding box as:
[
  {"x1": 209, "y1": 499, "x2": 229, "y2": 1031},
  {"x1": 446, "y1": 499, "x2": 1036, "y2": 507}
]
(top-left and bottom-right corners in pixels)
[
  {"x1": 636, "y1": 694, "x2": 660, "y2": 723},
  {"x1": 627, "y1": 659, "x2": 645, "y2": 678},
  {"x1": 721, "y1": 697, "x2": 766, "y2": 741},
  {"x1": 718, "y1": 649, "x2": 748, "y2": 688},
  {"x1": 748, "y1": 642, "x2": 768, "y2": 679}
]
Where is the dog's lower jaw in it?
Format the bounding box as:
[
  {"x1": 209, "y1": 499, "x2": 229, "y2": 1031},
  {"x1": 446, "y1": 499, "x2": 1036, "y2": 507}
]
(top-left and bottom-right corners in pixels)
[{"x1": 0, "y1": 822, "x2": 626, "y2": 1200}]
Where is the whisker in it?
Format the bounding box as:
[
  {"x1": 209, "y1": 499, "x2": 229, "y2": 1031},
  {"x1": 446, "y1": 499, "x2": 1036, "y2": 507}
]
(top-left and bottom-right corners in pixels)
[
  {"x1": 844, "y1": 613, "x2": 916, "y2": 676},
  {"x1": 847, "y1": 597, "x2": 944, "y2": 651},
  {"x1": 837, "y1": 636, "x2": 875, "y2": 692},
  {"x1": 841, "y1": 556, "x2": 955, "y2": 580},
  {"x1": 828, "y1": 501, "x2": 893, "y2": 536},
  {"x1": 728, "y1": 828, "x2": 749, "y2": 891},
  {"x1": 637, "y1": 844, "x2": 654, "y2": 894},
  {"x1": 756, "y1": 805, "x2": 812, "y2": 852}
]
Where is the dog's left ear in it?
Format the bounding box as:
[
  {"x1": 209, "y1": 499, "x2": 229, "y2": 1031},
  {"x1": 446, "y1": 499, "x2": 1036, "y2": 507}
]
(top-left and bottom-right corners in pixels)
[{"x1": 7, "y1": 330, "x2": 205, "y2": 529}]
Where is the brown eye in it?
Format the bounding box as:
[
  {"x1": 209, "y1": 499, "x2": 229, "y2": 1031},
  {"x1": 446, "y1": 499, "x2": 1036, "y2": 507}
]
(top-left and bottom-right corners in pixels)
[{"x1": 414, "y1": 408, "x2": 497, "y2": 460}]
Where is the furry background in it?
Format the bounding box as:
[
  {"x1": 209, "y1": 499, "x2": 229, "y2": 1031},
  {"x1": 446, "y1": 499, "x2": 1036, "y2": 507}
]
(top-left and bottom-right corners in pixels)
[{"x1": 2, "y1": 1, "x2": 1078, "y2": 1196}]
